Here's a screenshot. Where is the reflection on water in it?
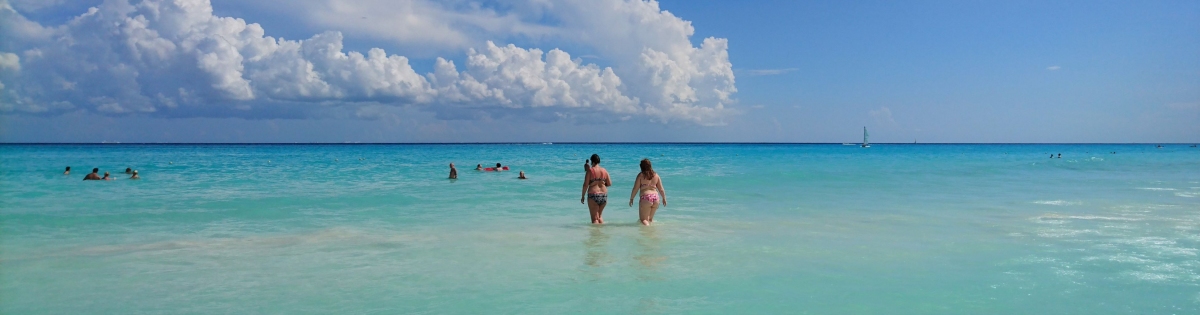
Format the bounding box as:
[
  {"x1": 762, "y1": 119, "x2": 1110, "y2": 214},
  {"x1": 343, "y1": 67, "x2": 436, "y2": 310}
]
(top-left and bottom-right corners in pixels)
[
  {"x1": 637, "y1": 297, "x2": 661, "y2": 314},
  {"x1": 584, "y1": 225, "x2": 610, "y2": 268},
  {"x1": 634, "y1": 226, "x2": 667, "y2": 281},
  {"x1": 581, "y1": 225, "x2": 610, "y2": 282}
]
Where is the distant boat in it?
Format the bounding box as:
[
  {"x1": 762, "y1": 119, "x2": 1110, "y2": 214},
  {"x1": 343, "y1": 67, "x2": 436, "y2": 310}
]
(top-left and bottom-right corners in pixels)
[{"x1": 861, "y1": 127, "x2": 870, "y2": 148}]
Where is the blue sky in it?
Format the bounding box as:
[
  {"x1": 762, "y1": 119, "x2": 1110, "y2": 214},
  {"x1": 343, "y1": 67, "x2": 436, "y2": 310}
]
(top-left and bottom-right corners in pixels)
[{"x1": 1, "y1": 0, "x2": 1197, "y2": 143}]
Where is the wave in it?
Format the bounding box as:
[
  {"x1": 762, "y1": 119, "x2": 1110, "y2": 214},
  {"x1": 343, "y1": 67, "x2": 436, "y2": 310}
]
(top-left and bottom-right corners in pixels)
[
  {"x1": 1033, "y1": 200, "x2": 1080, "y2": 206},
  {"x1": 68, "y1": 227, "x2": 435, "y2": 257},
  {"x1": 1137, "y1": 187, "x2": 1177, "y2": 191}
]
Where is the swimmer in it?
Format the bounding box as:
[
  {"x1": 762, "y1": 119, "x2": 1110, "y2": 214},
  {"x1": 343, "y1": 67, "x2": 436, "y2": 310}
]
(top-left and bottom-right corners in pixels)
[
  {"x1": 495, "y1": 163, "x2": 504, "y2": 171},
  {"x1": 83, "y1": 168, "x2": 102, "y2": 180},
  {"x1": 581, "y1": 154, "x2": 611, "y2": 224},
  {"x1": 64, "y1": 166, "x2": 71, "y2": 175},
  {"x1": 476, "y1": 164, "x2": 484, "y2": 171},
  {"x1": 519, "y1": 171, "x2": 527, "y2": 179},
  {"x1": 449, "y1": 163, "x2": 458, "y2": 179},
  {"x1": 1057, "y1": 153, "x2": 1061, "y2": 158},
  {"x1": 130, "y1": 170, "x2": 140, "y2": 180},
  {"x1": 125, "y1": 167, "x2": 132, "y2": 174},
  {"x1": 629, "y1": 159, "x2": 666, "y2": 226},
  {"x1": 101, "y1": 171, "x2": 112, "y2": 180}
]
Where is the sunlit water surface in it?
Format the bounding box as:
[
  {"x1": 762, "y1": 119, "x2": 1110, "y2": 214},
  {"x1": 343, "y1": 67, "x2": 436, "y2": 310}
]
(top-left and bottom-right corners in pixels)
[{"x1": 2, "y1": 144, "x2": 1198, "y2": 314}]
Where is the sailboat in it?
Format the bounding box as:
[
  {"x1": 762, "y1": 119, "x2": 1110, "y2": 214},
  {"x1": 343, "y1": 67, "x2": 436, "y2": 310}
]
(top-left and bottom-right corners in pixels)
[{"x1": 861, "y1": 127, "x2": 870, "y2": 148}]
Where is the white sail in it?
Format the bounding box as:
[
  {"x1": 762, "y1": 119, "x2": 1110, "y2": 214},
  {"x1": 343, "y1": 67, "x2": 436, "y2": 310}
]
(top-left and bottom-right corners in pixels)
[{"x1": 861, "y1": 127, "x2": 870, "y2": 148}]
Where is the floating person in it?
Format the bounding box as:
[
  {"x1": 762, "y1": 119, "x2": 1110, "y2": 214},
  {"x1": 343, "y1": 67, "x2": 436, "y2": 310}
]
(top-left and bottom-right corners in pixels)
[
  {"x1": 519, "y1": 171, "x2": 527, "y2": 180},
  {"x1": 629, "y1": 159, "x2": 666, "y2": 226},
  {"x1": 83, "y1": 168, "x2": 102, "y2": 180},
  {"x1": 64, "y1": 166, "x2": 71, "y2": 175},
  {"x1": 101, "y1": 171, "x2": 112, "y2": 180},
  {"x1": 130, "y1": 170, "x2": 140, "y2": 180},
  {"x1": 125, "y1": 167, "x2": 132, "y2": 174},
  {"x1": 449, "y1": 163, "x2": 458, "y2": 179},
  {"x1": 495, "y1": 163, "x2": 507, "y2": 171},
  {"x1": 581, "y1": 154, "x2": 611, "y2": 224},
  {"x1": 476, "y1": 164, "x2": 484, "y2": 171}
]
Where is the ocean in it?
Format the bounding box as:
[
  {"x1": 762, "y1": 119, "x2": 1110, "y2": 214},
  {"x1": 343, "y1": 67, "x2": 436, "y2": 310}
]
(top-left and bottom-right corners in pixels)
[{"x1": 1, "y1": 144, "x2": 1198, "y2": 314}]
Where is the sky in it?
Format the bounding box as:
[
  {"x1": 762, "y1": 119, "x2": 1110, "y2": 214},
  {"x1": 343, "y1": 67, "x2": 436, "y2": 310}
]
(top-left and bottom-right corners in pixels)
[{"x1": 1, "y1": 0, "x2": 1197, "y2": 143}]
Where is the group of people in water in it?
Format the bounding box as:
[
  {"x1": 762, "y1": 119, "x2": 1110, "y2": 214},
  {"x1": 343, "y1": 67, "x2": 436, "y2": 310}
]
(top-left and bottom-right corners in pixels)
[
  {"x1": 447, "y1": 163, "x2": 526, "y2": 180},
  {"x1": 580, "y1": 154, "x2": 666, "y2": 226},
  {"x1": 446, "y1": 154, "x2": 667, "y2": 226},
  {"x1": 69, "y1": 166, "x2": 139, "y2": 180}
]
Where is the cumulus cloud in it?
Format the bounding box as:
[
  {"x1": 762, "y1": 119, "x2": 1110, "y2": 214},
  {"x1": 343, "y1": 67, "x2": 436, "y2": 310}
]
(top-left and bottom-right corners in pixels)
[
  {"x1": 0, "y1": 52, "x2": 18, "y2": 71},
  {"x1": 0, "y1": 0, "x2": 736, "y2": 124}
]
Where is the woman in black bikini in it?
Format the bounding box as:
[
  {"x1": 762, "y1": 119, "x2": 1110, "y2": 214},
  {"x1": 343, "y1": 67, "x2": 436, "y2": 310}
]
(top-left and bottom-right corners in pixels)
[{"x1": 580, "y1": 154, "x2": 611, "y2": 224}]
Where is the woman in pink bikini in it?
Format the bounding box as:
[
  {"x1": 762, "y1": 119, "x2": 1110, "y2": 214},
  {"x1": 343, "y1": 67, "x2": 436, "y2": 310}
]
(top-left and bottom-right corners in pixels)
[
  {"x1": 580, "y1": 154, "x2": 611, "y2": 224},
  {"x1": 629, "y1": 159, "x2": 666, "y2": 225}
]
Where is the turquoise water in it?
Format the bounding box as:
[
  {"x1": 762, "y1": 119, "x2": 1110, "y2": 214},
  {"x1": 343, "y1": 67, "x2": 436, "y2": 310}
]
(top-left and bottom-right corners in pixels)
[{"x1": 2, "y1": 144, "x2": 1198, "y2": 314}]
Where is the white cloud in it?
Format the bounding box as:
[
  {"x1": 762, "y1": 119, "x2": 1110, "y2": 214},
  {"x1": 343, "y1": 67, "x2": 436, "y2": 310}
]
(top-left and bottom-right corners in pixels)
[
  {"x1": 1047, "y1": 65, "x2": 1061, "y2": 71},
  {"x1": 0, "y1": 52, "x2": 18, "y2": 71},
  {"x1": 869, "y1": 106, "x2": 895, "y2": 125},
  {"x1": 0, "y1": 0, "x2": 736, "y2": 125},
  {"x1": 7, "y1": 0, "x2": 75, "y2": 12}
]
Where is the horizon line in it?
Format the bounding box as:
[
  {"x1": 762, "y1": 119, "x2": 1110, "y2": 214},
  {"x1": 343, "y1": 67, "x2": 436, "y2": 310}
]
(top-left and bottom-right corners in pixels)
[{"x1": 1, "y1": 142, "x2": 1197, "y2": 145}]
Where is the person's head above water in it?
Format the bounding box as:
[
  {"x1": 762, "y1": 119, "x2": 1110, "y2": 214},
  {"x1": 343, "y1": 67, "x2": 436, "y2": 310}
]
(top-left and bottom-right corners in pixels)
[
  {"x1": 496, "y1": 163, "x2": 502, "y2": 168},
  {"x1": 125, "y1": 167, "x2": 132, "y2": 174},
  {"x1": 640, "y1": 158, "x2": 655, "y2": 178},
  {"x1": 590, "y1": 154, "x2": 600, "y2": 166},
  {"x1": 519, "y1": 171, "x2": 527, "y2": 179},
  {"x1": 65, "y1": 166, "x2": 71, "y2": 171},
  {"x1": 92, "y1": 168, "x2": 99, "y2": 173}
]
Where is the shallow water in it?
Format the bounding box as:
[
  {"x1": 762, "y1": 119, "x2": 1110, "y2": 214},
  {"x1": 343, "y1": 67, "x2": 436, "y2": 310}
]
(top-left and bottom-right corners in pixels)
[{"x1": 2, "y1": 144, "x2": 1198, "y2": 314}]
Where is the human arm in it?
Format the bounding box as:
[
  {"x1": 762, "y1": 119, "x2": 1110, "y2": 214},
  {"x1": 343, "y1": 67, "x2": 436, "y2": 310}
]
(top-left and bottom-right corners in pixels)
[
  {"x1": 629, "y1": 175, "x2": 639, "y2": 207},
  {"x1": 656, "y1": 175, "x2": 666, "y2": 206},
  {"x1": 581, "y1": 171, "x2": 590, "y2": 204}
]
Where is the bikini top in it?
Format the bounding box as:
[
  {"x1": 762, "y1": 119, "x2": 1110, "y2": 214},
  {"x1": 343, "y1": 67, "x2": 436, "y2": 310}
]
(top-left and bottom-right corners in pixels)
[
  {"x1": 639, "y1": 173, "x2": 656, "y2": 190},
  {"x1": 588, "y1": 168, "x2": 607, "y2": 186}
]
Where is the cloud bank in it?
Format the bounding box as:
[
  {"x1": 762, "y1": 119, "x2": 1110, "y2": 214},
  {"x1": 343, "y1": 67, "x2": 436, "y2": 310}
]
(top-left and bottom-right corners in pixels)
[{"x1": 0, "y1": 0, "x2": 736, "y2": 125}]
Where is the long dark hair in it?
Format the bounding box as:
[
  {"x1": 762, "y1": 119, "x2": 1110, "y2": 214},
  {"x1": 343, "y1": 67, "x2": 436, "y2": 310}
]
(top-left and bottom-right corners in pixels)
[
  {"x1": 590, "y1": 154, "x2": 600, "y2": 166},
  {"x1": 639, "y1": 159, "x2": 655, "y2": 180}
]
